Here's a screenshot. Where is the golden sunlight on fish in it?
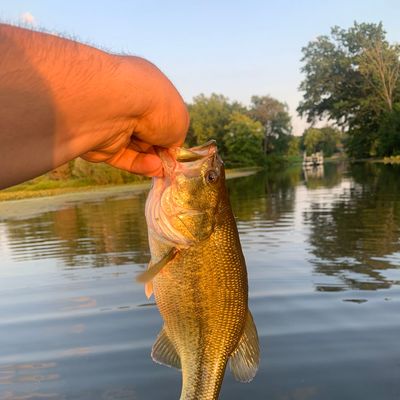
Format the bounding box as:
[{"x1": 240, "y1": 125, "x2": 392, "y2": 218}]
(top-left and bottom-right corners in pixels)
[{"x1": 137, "y1": 140, "x2": 259, "y2": 400}]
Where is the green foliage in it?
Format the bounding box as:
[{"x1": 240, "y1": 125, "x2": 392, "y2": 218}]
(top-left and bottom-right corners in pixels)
[
  {"x1": 302, "y1": 126, "x2": 342, "y2": 156},
  {"x1": 187, "y1": 93, "x2": 293, "y2": 168},
  {"x1": 303, "y1": 128, "x2": 322, "y2": 155},
  {"x1": 70, "y1": 159, "x2": 147, "y2": 185},
  {"x1": 263, "y1": 153, "x2": 288, "y2": 171},
  {"x1": 5, "y1": 159, "x2": 148, "y2": 196},
  {"x1": 344, "y1": 126, "x2": 378, "y2": 158},
  {"x1": 286, "y1": 136, "x2": 301, "y2": 157},
  {"x1": 298, "y1": 21, "x2": 400, "y2": 158},
  {"x1": 223, "y1": 112, "x2": 264, "y2": 167},
  {"x1": 249, "y1": 95, "x2": 292, "y2": 154},
  {"x1": 376, "y1": 103, "x2": 400, "y2": 156},
  {"x1": 187, "y1": 93, "x2": 245, "y2": 155}
]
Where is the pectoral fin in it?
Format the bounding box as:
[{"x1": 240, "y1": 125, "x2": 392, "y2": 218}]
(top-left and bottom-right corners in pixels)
[
  {"x1": 136, "y1": 248, "x2": 178, "y2": 284},
  {"x1": 229, "y1": 311, "x2": 260, "y2": 383},
  {"x1": 151, "y1": 326, "x2": 181, "y2": 369}
]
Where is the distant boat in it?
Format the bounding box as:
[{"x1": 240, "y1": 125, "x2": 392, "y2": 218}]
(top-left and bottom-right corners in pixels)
[{"x1": 302, "y1": 151, "x2": 324, "y2": 168}]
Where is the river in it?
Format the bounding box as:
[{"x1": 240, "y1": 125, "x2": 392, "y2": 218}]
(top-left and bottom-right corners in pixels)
[{"x1": 1, "y1": 161, "x2": 400, "y2": 399}]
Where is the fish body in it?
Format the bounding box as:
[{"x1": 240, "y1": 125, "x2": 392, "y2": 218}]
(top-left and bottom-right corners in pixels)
[{"x1": 140, "y1": 141, "x2": 259, "y2": 400}]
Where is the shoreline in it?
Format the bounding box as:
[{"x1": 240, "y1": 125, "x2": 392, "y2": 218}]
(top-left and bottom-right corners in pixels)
[{"x1": 0, "y1": 168, "x2": 260, "y2": 221}]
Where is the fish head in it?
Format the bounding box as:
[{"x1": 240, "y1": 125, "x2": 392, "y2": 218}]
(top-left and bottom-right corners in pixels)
[{"x1": 146, "y1": 140, "x2": 226, "y2": 248}]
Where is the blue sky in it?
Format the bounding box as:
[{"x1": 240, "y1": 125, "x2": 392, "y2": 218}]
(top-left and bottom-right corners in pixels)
[{"x1": 1, "y1": 1, "x2": 400, "y2": 134}]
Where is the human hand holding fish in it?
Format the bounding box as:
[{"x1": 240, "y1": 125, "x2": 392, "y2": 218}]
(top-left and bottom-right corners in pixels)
[
  {"x1": 137, "y1": 141, "x2": 260, "y2": 400},
  {"x1": 0, "y1": 24, "x2": 189, "y2": 189},
  {"x1": 1, "y1": 21, "x2": 255, "y2": 400}
]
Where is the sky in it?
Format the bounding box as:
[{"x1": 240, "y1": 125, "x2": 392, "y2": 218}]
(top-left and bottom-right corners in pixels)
[{"x1": 1, "y1": 0, "x2": 400, "y2": 135}]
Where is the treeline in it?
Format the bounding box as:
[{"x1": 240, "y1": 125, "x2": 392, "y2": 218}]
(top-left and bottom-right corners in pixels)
[
  {"x1": 19, "y1": 93, "x2": 300, "y2": 191},
  {"x1": 12, "y1": 20, "x2": 399, "y2": 192},
  {"x1": 186, "y1": 94, "x2": 344, "y2": 166},
  {"x1": 298, "y1": 21, "x2": 400, "y2": 158},
  {"x1": 37, "y1": 92, "x2": 346, "y2": 188},
  {"x1": 46, "y1": 93, "x2": 302, "y2": 186},
  {"x1": 186, "y1": 93, "x2": 297, "y2": 167}
]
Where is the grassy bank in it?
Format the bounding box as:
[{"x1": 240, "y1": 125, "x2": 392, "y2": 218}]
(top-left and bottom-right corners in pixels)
[
  {"x1": 0, "y1": 175, "x2": 150, "y2": 202},
  {"x1": 0, "y1": 158, "x2": 150, "y2": 202},
  {"x1": 0, "y1": 166, "x2": 261, "y2": 202}
]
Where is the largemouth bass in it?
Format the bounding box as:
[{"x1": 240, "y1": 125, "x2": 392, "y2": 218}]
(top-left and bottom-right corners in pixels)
[{"x1": 137, "y1": 140, "x2": 259, "y2": 400}]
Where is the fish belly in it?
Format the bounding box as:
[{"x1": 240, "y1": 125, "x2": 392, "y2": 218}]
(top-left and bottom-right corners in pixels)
[{"x1": 153, "y1": 221, "x2": 248, "y2": 400}]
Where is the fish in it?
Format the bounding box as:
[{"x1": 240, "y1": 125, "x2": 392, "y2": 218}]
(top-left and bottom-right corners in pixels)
[{"x1": 137, "y1": 140, "x2": 259, "y2": 400}]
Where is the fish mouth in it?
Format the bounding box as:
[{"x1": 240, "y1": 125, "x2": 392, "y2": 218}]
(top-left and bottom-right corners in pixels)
[
  {"x1": 154, "y1": 140, "x2": 219, "y2": 177},
  {"x1": 145, "y1": 141, "x2": 220, "y2": 247},
  {"x1": 175, "y1": 140, "x2": 217, "y2": 162}
]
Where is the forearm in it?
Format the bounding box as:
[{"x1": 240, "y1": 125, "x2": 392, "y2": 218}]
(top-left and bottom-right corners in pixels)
[{"x1": 0, "y1": 24, "x2": 149, "y2": 188}]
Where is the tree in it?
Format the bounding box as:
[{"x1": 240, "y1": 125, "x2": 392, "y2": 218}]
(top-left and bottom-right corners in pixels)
[
  {"x1": 249, "y1": 95, "x2": 292, "y2": 155},
  {"x1": 286, "y1": 136, "x2": 301, "y2": 157},
  {"x1": 320, "y1": 126, "x2": 343, "y2": 156},
  {"x1": 302, "y1": 126, "x2": 342, "y2": 156},
  {"x1": 376, "y1": 104, "x2": 400, "y2": 156},
  {"x1": 223, "y1": 112, "x2": 264, "y2": 167},
  {"x1": 359, "y1": 39, "x2": 400, "y2": 112},
  {"x1": 303, "y1": 128, "x2": 324, "y2": 155},
  {"x1": 187, "y1": 93, "x2": 294, "y2": 166},
  {"x1": 187, "y1": 94, "x2": 245, "y2": 155},
  {"x1": 297, "y1": 22, "x2": 400, "y2": 158}
]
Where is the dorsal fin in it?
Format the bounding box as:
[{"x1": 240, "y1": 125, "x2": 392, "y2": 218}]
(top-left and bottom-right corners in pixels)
[
  {"x1": 229, "y1": 311, "x2": 260, "y2": 382},
  {"x1": 151, "y1": 326, "x2": 181, "y2": 369}
]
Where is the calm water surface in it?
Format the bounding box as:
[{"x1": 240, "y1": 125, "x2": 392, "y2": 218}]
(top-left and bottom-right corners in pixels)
[{"x1": 1, "y1": 162, "x2": 400, "y2": 400}]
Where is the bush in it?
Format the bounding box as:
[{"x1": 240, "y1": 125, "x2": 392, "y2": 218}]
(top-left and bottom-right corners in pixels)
[
  {"x1": 71, "y1": 159, "x2": 147, "y2": 185},
  {"x1": 377, "y1": 104, "x2": 400, "y2": 157},
  {"x1": 223, "y1": 112, "x2": 264, "y2": 167}
]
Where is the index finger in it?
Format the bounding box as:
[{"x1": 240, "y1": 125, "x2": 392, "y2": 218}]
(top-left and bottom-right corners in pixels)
[{"x1": 106, "y1": 140, "x2": 164, "y2": 177}]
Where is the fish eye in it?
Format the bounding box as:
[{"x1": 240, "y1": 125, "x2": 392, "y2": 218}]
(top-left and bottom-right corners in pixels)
[{"x1": 205, "y1": 169, "x2": 219, "y2": 184}]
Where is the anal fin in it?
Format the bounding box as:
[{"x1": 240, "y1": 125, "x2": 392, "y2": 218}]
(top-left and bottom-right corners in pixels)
[
  {"x1": 229, "y1": 310, "x2": 260, "y2": 383},
  {"x1": 151, "y1": 326, "x2": 181, "y2": 370},
  {"x1": 145, "y1": 281, "x2": 153, "y2": 299}
]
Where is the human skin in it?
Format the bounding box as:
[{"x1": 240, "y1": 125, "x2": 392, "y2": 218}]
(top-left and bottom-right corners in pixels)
[{"x1": 0, "y1": 24, "x2": 189, "y2": 189}]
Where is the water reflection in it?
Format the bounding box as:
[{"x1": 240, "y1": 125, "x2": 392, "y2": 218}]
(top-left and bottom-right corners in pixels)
[
  {"x1": 303, "y1": 164, "x2": 324, "y2": 181},
  {"x1": 228, "y1": 167, "x2": 298, "y2": 224},
  {"x1": 305, "y1": 162, "x2": 400, "y2": 291},
  {"x1": 228, "y1": 162, "x2": 400, "y2": 292},
  {"x1": 3, "y1": 162, "x2": 400, "y2": 292},
  {"x1": 3, "y1": 193, "x2": 150, "y2": 268},
  {"x1": 303, "y1": 162, "x2": 345, "y2": 189}
]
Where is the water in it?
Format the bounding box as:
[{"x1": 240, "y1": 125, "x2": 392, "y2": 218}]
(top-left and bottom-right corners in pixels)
[{"x1": 1, "y1": 161, "x2": 400, "y2": 399}]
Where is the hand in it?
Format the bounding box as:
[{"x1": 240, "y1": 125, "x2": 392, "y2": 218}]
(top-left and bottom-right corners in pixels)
[
  {"x1": 80, "y1": 56, "x2": 189, "y2": 177},
  {"x1": 0, "y1": 25, "x2": 188, "y2": 189}
]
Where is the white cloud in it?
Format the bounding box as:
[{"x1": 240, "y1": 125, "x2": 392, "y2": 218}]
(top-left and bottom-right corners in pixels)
[{"x1": 20, "y1": 12, "x2": 36, "y2": 26}]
